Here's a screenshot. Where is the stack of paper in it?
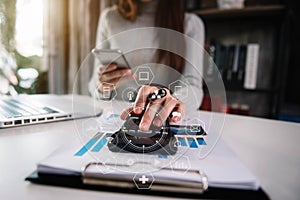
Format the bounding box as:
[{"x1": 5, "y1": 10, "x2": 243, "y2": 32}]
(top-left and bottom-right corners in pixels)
[{"x1": 37, "y1": 111, "x2": 259, "y2": 192}]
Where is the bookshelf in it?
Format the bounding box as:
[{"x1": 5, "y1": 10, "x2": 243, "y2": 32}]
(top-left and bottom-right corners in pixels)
[
  {"x1": 191, "y1": 4, "x2": 288, "y2": 118},
  {"x1": 193, "y1": 5, "x2": 285, "y2": 19}
]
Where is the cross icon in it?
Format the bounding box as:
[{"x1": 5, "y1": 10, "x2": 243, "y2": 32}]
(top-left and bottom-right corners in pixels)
[{"x1": 139, "y1": 175, "x2": 149, "y2": 184}]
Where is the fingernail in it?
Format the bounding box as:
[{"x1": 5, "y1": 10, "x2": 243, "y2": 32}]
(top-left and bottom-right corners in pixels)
[
  {"x1": 134, "y1": 107, "x2": 142, "y2": 114},
  {"x1": 140, "y1": 123, "x2": 148, "y2": 131},
  {"x1": 112, "y1": 64, "x2": 117, "y2": 69},
  {"x1": 173, "y1": 116, "x2": 180, "y2": 122}
]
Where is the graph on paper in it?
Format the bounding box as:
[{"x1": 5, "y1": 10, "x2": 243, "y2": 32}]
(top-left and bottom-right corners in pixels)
[{"x1": 74, "y1": 132, "x2": 206, "y2": 157}]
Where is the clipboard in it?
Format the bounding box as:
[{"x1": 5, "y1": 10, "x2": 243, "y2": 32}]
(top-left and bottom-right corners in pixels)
[
  {"x1": 25, "y1": 134, "x2": 271, "y2": 199},
  {"x1": 25, "y1": 170, "x2": 270, "y2": 200},
  {"x1": 81, "y1": 162, "x2": 208, "y2": 194},
  {"x1": 25, "y1": 110, "x2": 270, "y2": 199}
]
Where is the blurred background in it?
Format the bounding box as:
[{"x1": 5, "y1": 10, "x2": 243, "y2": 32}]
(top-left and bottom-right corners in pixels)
[
  {"x1": 0, "y1": 0, "x2": 299, "y2": 122},
  {"x1": 0, "y1": 0, "x2": 44, "y2": 95}
]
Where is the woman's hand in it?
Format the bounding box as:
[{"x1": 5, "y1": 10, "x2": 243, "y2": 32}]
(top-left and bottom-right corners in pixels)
[
  {"x1": 120, "y1": 85, "x2": 186, "y2": 131},
  {"x1": 97, "y1": 64, "x2": 135, "y2": 93}
]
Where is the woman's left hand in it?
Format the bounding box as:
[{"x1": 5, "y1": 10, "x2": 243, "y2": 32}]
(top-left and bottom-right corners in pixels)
[{"x1": 120, "y1": 85, "x2": 186, "y2": 131}]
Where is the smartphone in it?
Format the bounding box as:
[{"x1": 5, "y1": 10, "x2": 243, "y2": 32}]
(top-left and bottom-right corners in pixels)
[{"x1": 92, "y1": 48, "x2": 131, "y2": 69}]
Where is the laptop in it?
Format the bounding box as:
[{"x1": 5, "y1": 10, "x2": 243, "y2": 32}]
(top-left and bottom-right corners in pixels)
[{"x1": 0, "y1": 94, "x2": 103, "y2": 128}]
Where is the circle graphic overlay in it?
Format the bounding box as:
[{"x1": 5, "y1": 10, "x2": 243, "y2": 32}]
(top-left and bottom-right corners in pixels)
[{"x1": 72, "y1": 28, "x2": 226, "y2": 178}]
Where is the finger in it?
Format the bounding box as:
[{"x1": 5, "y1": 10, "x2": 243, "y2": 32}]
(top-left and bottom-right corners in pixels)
[
  {"x1": 139, "y1": 102, "x2": 162, "y2": 131},
  {"x1": 100, "y1": 68, "x2": 132, "y2": 82},
  {"x1": 169, "y1": 102, "x2": 186, "y2": 123},
  {"x1": 110, "y1": 74, "x2": 136, "y2": 88},
  {"x1": 98, "y1": 64, "x2": 117, "y2": 74},
  {"x1": 120, "y1": 107, "x2": 134, "y2": 120},
  {"x1": 133, "y1": 86, "x2": 155, "y2": 114},
  {"x1": 153, "y1": 96, "x2": 178, "y2": 127}
]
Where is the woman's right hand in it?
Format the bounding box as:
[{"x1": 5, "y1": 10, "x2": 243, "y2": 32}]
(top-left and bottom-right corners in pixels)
[{"x1": 97, "y1": 64, "x2": 135, "y2": 93}]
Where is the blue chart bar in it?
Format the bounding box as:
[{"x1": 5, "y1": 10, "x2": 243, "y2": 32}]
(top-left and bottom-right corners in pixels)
[
  {"x1": 171, "y1": 129, "x2": 199, "y2": 135},
  {"x1": 107, "y1": 114, "x2": 120, "y2": 120},
  {"x1": 74, "y1": 133, "x2": 102, "y2": 156},
  {"x1": 158, "y1": 155, "x2": 168, "y2": 159},
  {"x1": 176, "y1": 136, "x2": 207, "y2": 148},
  {"x1": 197, "y1": 138, "x2": 206, "y2": 145},
  {"x1": 177, "y1": 137, "x2": 187, "y2": 146},
  {"x1": 187, "y1": 138, "x2": 198, "y2": 148},
  {"x1": 91, "y1": 138, "x2": 108, "y2": 152}
]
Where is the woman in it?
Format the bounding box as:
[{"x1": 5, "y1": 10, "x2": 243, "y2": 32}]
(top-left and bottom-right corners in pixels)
[{"x1": 89, "y1": 0, "x2": 205, "y2": 131}]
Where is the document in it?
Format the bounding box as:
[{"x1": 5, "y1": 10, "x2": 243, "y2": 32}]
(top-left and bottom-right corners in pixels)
[{"x1": 37, "y1": 110, "x2": 259, "y2": 191}]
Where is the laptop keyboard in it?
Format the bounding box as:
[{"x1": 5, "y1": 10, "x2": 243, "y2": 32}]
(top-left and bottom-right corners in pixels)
[{"x1": 0, "y1": 99, "x2": 59, "y2": 119}]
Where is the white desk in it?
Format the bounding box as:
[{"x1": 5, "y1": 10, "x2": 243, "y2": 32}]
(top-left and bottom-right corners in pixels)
[{"x1": 1, "y1": 105, "x2": 300, "y2": 200}]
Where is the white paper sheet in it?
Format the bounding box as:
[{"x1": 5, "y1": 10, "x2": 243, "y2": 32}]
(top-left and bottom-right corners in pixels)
[{"x1": 37, "y1": 110, "x2": 259, "y2": 190}]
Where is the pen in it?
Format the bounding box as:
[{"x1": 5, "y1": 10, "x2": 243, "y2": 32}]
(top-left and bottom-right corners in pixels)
[
  {"x1": 147, "y1": 88, "x2": 167, "y2": 102},
  {"x1": 147, "y1": 88, "x2": 181, "y2": 121}
]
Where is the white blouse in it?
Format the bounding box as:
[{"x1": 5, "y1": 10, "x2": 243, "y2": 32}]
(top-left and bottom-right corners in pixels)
[{"x1": 89, "y1": 1, "x2": 205, "y2": 111}]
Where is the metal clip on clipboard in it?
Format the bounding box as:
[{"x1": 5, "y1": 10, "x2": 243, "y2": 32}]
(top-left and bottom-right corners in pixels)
[{"x1": 81, "y1": 162, "x2": 209, "y2": 194}]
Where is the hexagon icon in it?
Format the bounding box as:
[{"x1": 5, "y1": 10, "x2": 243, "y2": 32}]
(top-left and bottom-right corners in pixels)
[
  {"x1": 134, "y1": 65, "x2": 154, "y2": 86},
  {"x1": 95, "y1": 82, "x2": 117, "y2": 100},
  {"x1": 168, "y1": 79, "x2": 189, "y2": 100},
  {"x1": 121, "y1": 87, "x2": 137, "y2": 102},
  {"x1": 81, "y1": 118, "x2": 100, "y2": 136},
  {"x1": 186, "y1": 118, "x2": 206, "y2": 136},
  {"x1": 171, "y1": 155, "x2": 191, "y2": 175},
  {"x1": 133, "y1": 173, "x2": 155, "y2": 190}
]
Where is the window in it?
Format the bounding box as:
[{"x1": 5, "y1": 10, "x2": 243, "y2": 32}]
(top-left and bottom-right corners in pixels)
[{"x1": 0, "y1": 0, "x2": 45, "y2": 95}]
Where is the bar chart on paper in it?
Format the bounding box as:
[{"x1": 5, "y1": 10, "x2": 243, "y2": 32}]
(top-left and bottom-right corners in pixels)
[
  {"x1": 74, "y1": 132, "x2": 110, "y2": 157},
  {"x1": 74, "y1": 113, "x2": 207, "y2": 157},
  {"x1": 74, "y1": 132, "x2": 206, "y2": 158}
]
